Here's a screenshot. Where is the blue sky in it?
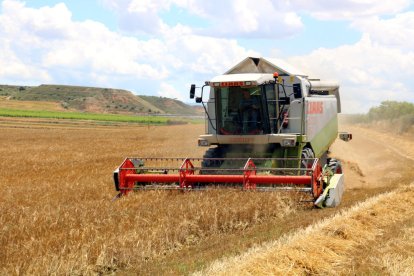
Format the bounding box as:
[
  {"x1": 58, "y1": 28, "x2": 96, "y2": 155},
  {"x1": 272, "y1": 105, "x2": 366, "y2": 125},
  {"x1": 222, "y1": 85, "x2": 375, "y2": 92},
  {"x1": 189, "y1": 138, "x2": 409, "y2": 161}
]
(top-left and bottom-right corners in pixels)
[{"x1": 1, "y1": 0, "x2": 413, "y2": 112}]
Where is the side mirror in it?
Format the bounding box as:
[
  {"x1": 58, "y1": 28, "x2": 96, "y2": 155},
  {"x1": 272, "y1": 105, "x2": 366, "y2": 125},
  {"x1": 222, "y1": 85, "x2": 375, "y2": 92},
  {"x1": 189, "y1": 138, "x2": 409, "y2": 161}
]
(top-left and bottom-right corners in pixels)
[
  {"x1": 279, "y1": 97, "x2": 290, "y2": 105},
  {"x1": 293, "y1": 83, "x2": 302, "y2": 98},
  {"x1": 190, "y1": 84, "x2": 196, "y2": 99},
  {"x1": 339, "y1": 132, "x2": 352, "y2": 142},
  {"x1": 195, "y1": 97, "x2": 202, "y2": 103}
]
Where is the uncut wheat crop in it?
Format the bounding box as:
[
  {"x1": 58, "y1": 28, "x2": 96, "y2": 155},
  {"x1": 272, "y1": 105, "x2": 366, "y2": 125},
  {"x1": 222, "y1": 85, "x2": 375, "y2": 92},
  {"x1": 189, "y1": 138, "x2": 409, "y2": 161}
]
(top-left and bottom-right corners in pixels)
[{"x1": 0, "y1": 123, "x2": 298, "y2": 274}]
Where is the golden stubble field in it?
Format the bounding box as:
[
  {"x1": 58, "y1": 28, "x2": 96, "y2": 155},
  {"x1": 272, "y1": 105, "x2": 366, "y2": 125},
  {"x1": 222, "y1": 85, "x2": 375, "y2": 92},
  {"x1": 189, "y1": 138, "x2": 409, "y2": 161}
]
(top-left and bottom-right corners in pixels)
[
  {"x1": 200, "y1": 124, "x2": 414, "y2": 275},
  {"x1": 0, "y1": 121, "x2": 301, "y2": 275},
  {"x1": 1, "y1": 119, "x2": 413, "y2": 275}
]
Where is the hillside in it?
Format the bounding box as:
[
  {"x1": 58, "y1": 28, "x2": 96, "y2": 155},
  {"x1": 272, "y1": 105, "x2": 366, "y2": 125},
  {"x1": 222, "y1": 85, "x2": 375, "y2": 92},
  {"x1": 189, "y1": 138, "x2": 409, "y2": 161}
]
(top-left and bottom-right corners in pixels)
[
  {"x1": 0, "y1": 84, "x2": 201, "y2": 115},
  {"x1": 140, "y1": 95, "x2": 203, "y2": 116}
]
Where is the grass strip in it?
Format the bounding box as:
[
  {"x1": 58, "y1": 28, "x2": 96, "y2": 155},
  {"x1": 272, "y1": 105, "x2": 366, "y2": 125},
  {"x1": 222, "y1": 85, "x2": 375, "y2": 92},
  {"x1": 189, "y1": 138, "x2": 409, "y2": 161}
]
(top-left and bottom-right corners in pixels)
[{"x1": 0, "y1": 108, "x2": 170, "y2": 124}]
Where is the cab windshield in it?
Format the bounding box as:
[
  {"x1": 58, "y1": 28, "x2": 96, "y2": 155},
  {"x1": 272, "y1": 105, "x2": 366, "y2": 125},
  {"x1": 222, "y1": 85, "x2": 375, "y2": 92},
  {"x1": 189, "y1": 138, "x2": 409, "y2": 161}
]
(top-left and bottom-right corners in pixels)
[{"x1": 215, "y1": 85, "x2": 274, "y2": 135}]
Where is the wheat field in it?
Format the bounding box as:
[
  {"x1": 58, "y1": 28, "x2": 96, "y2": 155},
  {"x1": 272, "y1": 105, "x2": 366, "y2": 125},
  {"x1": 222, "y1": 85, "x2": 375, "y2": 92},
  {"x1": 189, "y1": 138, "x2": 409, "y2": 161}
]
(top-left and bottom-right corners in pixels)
[
  {"x1": 197, "y1": 183, "x2": 414, "y2": 275},
  {"x1": 3, "y1": 120, "x2": 412, "y2": 275},
  {"x1": 0, "y1": 121, "x2": 299, "y2": 275}
]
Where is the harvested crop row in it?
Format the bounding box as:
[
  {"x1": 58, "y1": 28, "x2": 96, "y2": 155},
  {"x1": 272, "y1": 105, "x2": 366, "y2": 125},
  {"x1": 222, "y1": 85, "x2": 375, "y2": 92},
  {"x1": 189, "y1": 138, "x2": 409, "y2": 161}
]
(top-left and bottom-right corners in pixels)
[{"x1": 197, "y1": 183, "x2": 414, "y2": 275}]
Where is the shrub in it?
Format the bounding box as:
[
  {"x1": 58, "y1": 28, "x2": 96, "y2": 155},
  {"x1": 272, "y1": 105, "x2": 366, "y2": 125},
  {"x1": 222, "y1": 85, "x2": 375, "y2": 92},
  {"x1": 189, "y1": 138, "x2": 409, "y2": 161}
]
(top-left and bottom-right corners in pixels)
[
  {"x1": 361, "y1": 101, "x2": 414, "y2": 134},
  {"x1": 396, "y1": 114, "x2": 414, "y2": 134},
  {"x1": 61, "y1": 102, "x2": 69, "y2": 109},
  {"x1": 368, "y1": 101, "x2": 414, "y2": 121}
]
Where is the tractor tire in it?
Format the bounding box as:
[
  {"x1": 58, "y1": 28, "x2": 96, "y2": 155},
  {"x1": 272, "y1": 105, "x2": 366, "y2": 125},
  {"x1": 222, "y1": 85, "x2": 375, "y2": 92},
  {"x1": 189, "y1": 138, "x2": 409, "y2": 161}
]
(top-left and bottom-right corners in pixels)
[
  {"x1": 200, "y1": 147, "x2": 224, "y2": 174},
  {"x1": 195, "y1": 147, "x2": 226, "y2": 188},
  {"x1": 300, "y1": 147, "x2": 315, "y2": 172},
  {"x1": 328, "y1": 158, "x2": 343, "y2": 174},
  {"x1": 195, "y1": 147, "x2": 224, "y2": 185}
]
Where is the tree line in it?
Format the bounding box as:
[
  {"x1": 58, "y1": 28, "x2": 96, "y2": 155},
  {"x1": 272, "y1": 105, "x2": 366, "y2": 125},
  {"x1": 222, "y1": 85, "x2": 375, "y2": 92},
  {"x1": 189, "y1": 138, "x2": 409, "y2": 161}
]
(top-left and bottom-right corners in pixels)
[
  {"x1": 346, "y1": 101, "x2": 414, "y2": 133},
  {"x1": 367, "y1": 101, "x2": 414, "y2": 121}
]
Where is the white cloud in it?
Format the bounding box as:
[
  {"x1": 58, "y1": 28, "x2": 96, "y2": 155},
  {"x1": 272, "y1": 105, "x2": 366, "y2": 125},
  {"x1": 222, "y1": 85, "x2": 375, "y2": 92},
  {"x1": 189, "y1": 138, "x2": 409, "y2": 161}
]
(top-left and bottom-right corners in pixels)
[
  {"x1": 0, "y1": 0, "x2": 256, "y2": 100},
  {"x1": 288, "y1": 34, "x2": 414, "y2": 113},
  {"x1": 101, "y1": 0, "x2": 413, "y2": 38},
  {"x1": 205, "y1": 0, "x2": 303, "y2": 38},
  {"x1": 291, "y1": 0, "x2": 412, "y2": 20},
  {"x1": 100, "y1": 0, "x2": 170, "y2": 34},
  {"x1": 162, "y1": 27, "x2": 259, "y2": 74},
  {"x1": 352, "y1": 12, "x2": 414, "y2": 51},
  {"x1": 1, "y1": 0, "x2": 413, "y2": 113},
  {"x1": 271, "y1": 2, "x2": 414, "y2": 113},
  {"x1": 0, "y1": 0, "x2": 73, "y2": 44},
  {"x1": 101, "y1": 0, "x2": 304, "y2": 38},
  {"x1": 0, "y1": 0, "x2": 173, "y2": 86},
  {"x1": 157, "y1": 82, "x2": 183, "y2": 101},
  {"x1": 0, "y1": 44, "x2": 51, "y2": 84}
]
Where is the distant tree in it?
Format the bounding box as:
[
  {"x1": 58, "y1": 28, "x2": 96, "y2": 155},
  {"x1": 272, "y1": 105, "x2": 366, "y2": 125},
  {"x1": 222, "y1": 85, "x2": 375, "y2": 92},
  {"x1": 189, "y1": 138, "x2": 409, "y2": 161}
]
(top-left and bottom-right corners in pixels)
[{"x1": 368, "y1": 101, "x2": 414, "y2": 121}]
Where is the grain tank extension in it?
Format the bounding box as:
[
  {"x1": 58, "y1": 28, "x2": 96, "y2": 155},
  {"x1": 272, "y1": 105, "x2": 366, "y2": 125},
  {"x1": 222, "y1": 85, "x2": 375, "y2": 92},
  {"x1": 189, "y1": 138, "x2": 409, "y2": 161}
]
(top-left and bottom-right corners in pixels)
[{"x1": 113, "y1": 57, "x2": 352, "y2": 207}]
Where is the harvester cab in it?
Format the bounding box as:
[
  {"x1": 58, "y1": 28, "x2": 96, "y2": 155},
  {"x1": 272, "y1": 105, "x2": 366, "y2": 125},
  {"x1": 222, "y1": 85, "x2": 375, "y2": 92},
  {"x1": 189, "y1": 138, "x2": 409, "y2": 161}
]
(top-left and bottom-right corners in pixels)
[{"x1": 113, "y1": 57, "x2": 352, "y2": 208}]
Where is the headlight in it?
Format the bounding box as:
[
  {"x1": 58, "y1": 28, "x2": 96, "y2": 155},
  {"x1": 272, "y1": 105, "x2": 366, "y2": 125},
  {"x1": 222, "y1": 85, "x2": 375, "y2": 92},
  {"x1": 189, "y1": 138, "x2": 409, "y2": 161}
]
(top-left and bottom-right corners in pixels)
[
  {"x1": 281, "y1": 138, "x2": 296, "y2": 147},
  {"x1": 198, "y1": 139, "x2": 210, "y2": 147}
]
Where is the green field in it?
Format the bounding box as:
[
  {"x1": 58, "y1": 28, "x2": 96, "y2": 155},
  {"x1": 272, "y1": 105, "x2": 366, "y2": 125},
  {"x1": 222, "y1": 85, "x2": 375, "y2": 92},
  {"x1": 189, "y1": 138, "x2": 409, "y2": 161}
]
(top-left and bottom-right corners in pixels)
[{"x1": 0, "y1": 108, "x2": 188, "y2": 124}]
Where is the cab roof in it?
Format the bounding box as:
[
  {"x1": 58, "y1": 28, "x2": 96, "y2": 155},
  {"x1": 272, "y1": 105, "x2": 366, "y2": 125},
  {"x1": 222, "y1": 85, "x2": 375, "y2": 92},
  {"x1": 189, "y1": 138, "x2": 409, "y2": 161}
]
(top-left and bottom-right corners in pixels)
[
  {"x1": 224, "y1": 57, "x2": 307, "y2": 77},
  {"x1": 210, "y1": 73, "x2": 274, "y2": 85}
]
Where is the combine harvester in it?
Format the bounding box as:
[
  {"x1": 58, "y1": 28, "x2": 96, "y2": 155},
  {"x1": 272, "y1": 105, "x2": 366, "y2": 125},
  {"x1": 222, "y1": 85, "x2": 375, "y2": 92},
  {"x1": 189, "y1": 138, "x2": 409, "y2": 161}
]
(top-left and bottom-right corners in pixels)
[{"x1": 113, "y1": 57, "x2": 352, "y2": 207}]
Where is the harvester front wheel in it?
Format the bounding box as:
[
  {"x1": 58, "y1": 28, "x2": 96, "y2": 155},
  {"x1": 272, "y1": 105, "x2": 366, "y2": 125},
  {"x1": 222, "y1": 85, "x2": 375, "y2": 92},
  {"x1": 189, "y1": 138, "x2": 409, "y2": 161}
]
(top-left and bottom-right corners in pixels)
[
  {"x1": 197, "y1": 147, "x2": 225, "y2": 188},
  {"x1": 328, "y1": 158, "x2": 343, "y2": 174},
  {"x1": 201, "y1": 147, "x2": 224, "y2": 171},
  {"x1": 300, "y1": 147, "x2": 323, "y2": 198},
  {"x1": 301, "y1": 147, "x2": 315, "y2": 171}
]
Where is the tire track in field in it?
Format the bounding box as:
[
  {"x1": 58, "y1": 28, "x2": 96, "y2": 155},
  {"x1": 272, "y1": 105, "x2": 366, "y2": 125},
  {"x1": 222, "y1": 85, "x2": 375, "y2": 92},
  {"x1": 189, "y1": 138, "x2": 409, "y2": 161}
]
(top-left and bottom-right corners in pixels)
[
  {"x1": 195, "y1": 125, "x2": 414, "y2": 275},
  {"x1": 356, "y1": 126, "x2": 414, "y2": 162}
]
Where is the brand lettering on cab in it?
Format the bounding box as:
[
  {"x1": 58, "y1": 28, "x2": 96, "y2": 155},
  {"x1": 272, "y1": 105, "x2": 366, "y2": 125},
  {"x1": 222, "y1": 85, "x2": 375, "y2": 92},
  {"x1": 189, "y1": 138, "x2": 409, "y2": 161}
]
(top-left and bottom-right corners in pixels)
[{"x1": 307, "y1": 101, "x2": 323, "y2": 114}]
